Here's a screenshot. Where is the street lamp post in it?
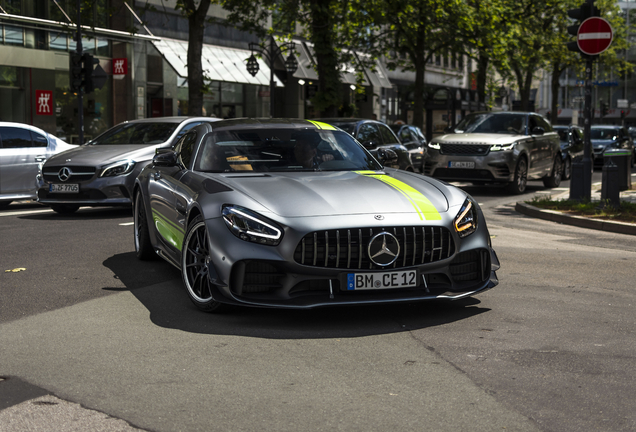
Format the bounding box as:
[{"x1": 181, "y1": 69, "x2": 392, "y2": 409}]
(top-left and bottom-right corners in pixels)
[{"x1": 246, "y1": 36, "x2": 298, "y2": 118}]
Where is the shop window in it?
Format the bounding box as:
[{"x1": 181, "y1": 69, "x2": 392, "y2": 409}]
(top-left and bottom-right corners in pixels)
[
  {"x1": 96, "y1": 38, "x2": 109, "y2": 57},
  {"x1": 50, "y1": 32, "x2": 68, "y2": 51},
  {"x1": 147, "y1": 55, "x2": 163, "y2": 84},
  {"x1": 5, "y1": 26, "x2": 24, "y2": 45}
]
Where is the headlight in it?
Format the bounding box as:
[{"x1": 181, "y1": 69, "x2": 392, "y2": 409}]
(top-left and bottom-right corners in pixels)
[
  {"x1": 101, "y1": 159, "x2": 136, "y2": 177},
  {"x1": 428, "y1": 142, "x2": 441, "y2": 150},
  {"x1": 490, "y1": 143, "x2": 516, "y2": 151},
  {"x1": 222, "y1": 205, "x2": 283, "y2": 246},
  {"x1": 454, "y1": 198, "x2": 478, "y2": 238}
]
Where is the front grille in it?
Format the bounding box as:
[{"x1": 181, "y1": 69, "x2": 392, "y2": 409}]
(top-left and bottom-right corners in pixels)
[
  {"x1": 432, "y1": 168, "x2": 495, "y2": 181},
  {"x1": 294, "y1": 226, "x2": 455, "y2": 270},
  {"x1": 43, "y1": 165, "x2": 97, "y2": 182},
  {"x1": 440, "y1": 144, "x2": 490, "y2": 156}
]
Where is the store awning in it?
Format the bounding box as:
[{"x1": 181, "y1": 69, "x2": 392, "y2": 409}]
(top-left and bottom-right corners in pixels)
[
  {"x1": 300, "y1": 41, "x2": 392, "y2": 88},
  {"x1": 152, "y1": 38, "x2": 283, "y2": 87}
]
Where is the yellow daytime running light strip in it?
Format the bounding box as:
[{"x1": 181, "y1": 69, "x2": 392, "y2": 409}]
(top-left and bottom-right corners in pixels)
[
  {"x1": 355, "y1": 171, "x2": 441, "y2": 221},
  {"x1": 307, "y1": 120, "x2": 337, "y2": 130},
  {"x1": 455, "y1": 201, "x2": 473, "y2": 232}
]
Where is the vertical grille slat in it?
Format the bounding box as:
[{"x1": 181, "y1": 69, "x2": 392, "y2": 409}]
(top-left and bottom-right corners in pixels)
[
  {"x1": 295, "y1": 226, "x2": 455, "y2": 270},
  {"x1": 336, "y1": 230, "x2": 341, "y2": 268}
]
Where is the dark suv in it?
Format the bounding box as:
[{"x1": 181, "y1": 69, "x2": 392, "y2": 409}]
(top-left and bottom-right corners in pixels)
[
  {"x1": 317, "y1": 118, "x2": 415, "y2": 172},
  {"x1": 425, "y1": 112, "x2": 562, "y2": 194}
]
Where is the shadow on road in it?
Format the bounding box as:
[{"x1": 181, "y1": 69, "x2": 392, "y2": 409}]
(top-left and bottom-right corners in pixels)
[
  {"x1": 18, "y1": 206, "x2": 132, "y2": 221},
  {"x1": 103, "y1": 252, "x2": 491, "y2": 339}
]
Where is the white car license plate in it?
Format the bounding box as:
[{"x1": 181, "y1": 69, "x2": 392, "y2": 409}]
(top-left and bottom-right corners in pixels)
[
  {"x1": 346, "y1": 270, "x2": 418, "y2": 290},
  {"x1": 448, "y1": 161, "x2": 475, "y2": 169},
  {"x1": 49, "y1": 184, "x2": 79, "y2": 193}
]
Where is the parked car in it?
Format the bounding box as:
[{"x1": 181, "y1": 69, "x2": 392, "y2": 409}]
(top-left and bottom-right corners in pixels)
[
  {"x1": 389, "y1": 124, "x2": 428, "y2": 173},
  {"x1": 425, "y1": 112, "x2": 562, "y2": 194},
  {"x1": 316, "y1": 118, "x2": 416, "y2": 172},
  {"x1": 36, "y1": 117, "x2": 218, "y2": 214},
  {"x1": 590, "y1": 125, "x2": 635, "y2": 168},
  {"x1": 553, "y1": 125, "x2": 588, "y2": 180},
  {"x1": 133, "y1": 118, "x2": 500, "y2": 312},
  {"x1": 0, "y1": 122, "x2": 76, "y2": 208}
]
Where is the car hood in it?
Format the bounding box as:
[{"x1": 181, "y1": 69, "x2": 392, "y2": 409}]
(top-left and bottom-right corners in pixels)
[
  {"x1": 44, "y1": 144, "x2": 163, "y2": 167},
  {"x1": 591, "y1": 139, "x2": 617, "y2": 148},
  {"x1": 433, "y1": 133, "x2": 521, "y2": 145},
  {"x1": 219, "y1": 170, "x2": 452, "y2": 218}
]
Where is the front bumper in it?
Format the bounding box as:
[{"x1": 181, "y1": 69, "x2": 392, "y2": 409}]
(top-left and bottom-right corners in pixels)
[
  {"x1": 36, "y1": 173, "x2": 134, "y2": 207},
  {"x1": 424, "y1": 149, "x2": 517, "y2": 182},
  {"x1": 200, "y1": 214, "x2": 499, "y2": 309}
]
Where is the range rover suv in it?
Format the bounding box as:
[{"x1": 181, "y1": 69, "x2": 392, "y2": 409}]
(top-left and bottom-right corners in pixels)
[{"x1": 424, "y1": 112, "x2": 562, "y2": 194}]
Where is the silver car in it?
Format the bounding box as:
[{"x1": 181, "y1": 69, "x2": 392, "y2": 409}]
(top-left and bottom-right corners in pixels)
[
  {"x1": 0, "y1": 122, "x2": 75, "y2": 208},
  {"x1": 425, "y1": 112, "x2": 562, "y2": 194},
  {"x1": 133, "y1": 119, "x2": 499, "y2": 312},
  {"x1": 36, "y1": 117, "x2": 217, "y2": 214}
]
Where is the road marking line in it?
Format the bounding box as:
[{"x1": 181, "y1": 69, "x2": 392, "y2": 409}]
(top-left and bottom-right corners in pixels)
[{"x1": 0, "y1": 209, "x2": 54, "y2": 217}]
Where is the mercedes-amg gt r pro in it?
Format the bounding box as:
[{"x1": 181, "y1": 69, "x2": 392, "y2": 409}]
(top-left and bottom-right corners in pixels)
[{"x1": 133, "y1": 119, "x2": 500, "y2": 312}]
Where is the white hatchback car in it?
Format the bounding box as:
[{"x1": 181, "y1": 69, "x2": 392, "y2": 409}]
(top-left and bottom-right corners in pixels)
[{"x1": 0, "y1": 122, "x2": 75, "y2": 208}]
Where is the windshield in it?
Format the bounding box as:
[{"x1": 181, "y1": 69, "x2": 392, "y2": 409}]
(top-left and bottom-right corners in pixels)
[
  {"x1": 194, "y1": 128, "x2": 382, "y2": 173},
  {"x1": 88, "y1": 122, "x2": 179, "y2": 145},
  {"x1": 590, "y1": 128, "x2": 619, "y2": 140},
  {"x1": 453, "y1": 113, "x2": 527, "y2": 134},
  {"x1": 553, "y1": 127, "x2": 568, "y2": 142}
]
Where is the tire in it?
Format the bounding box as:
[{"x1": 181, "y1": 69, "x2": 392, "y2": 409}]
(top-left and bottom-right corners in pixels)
[
  {"x1": 506, "y1": 158, "x2": 528, "y2": 194},
  {"x1": 134, "y1": 191, "x2": 157, "y2": 260},
  {"x1": 543, "y1": 156, "x2": 562, "y2": 188},
  {"x1": 562, "y1": 157, "x2": 572, "y2": 180},
  {"x1": 51, "y1": 204, "x2": 79, "y2": 214},
  {"x1": 181, "y1": 215, "x2": 226, "y2": 313}
]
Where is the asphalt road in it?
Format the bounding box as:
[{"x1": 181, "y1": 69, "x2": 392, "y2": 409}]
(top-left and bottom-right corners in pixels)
[{"x1": 1, "y1": 172, "x2": 635, "y2": 432}]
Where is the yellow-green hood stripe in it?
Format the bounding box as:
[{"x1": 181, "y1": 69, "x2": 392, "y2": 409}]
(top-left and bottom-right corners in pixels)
[
  {"x1": 355, "y1": 171, "x2": 442, "y2": 220},
  {"x1": 152, "y1": 209, "x2": 185, "y2": 250},
  {"x1": 307, "y1": 120, "x2": 337, "y2": 130}
]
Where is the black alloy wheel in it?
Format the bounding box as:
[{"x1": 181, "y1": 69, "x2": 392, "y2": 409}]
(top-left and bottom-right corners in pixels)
[
  {"x1": 562, "y1": 157, "x2": 572, "y2": 180},
  {"x1": 507, "y1": 158, "x2": 528, "y2": 194},
  {"x1": 134, "y1": 191, "x2": 156, "y2": 260},
  {"x1": 543, "y1": 156, "x2": 562, "y2": 188},
  {"x1": 182, "y1": 215, "x2": 225, "y2": 312}
]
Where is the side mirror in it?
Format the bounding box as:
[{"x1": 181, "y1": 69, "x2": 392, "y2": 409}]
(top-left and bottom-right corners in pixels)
[
  {"x1": 153, "y1": 150, "x2": 178, "y2": 167},
  {"x1": 377, "y1": 148, "x2": 398, "y2": 166},
  {"x1": 532, "y1": 126, "x2": 545, "y2": 135}
]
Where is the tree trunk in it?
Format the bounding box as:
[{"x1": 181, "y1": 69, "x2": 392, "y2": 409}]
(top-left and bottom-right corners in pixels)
[
  {"x1": 185, "y1": 0, "x2": 211, "y2": 117},
  {"x1": 310, "y1": 0, "x2": 341, "y2": 117},
  {"x1": 550, "y1": 65, "x2": 562, "y2": 124},
  {"x1": 411, "y1": 27, "x2": 426, "y2": 130},
  {"x1": 476, "y1": 53, "x2": 489, "y2": 109}
]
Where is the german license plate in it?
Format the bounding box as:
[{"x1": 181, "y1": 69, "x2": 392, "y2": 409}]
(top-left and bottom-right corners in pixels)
[
  {"x1": 448, "y1": 161, "x2": 475, "y2": 169},
  {"x1": 346, "y1": 270, "x2": 418, "y2": 290},
  {"x1": 49, "y1": 184, "x2": 79, "y2": 193}
]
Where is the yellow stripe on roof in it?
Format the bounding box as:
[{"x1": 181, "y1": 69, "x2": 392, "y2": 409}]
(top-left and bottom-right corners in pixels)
[
  {"x1": 355, "y1": 171, "x2": 442, "y2": 221},
  {"x1": 307, "y1": 120, "x2": 337, "y2": 130}
]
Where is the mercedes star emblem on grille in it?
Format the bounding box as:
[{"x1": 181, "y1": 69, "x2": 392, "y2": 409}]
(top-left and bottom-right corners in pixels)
[
  {"x1": 58, "y1": 167, "x2": 72, "y2": 182},
  {"x1": 368, "y1": 232, "x2": 400, "y2": 266}
]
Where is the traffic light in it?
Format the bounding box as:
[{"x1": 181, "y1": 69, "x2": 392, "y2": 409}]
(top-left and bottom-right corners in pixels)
[
  {"x1": 601, "y1": 101, "x2": 609, "y2": 117},
  {"x1": 81, "y1": 53, "x2": 99, "y2": 94},
  {"x1": 69, "y1": 52, "x2": 82, "y2": 92},
  {"x1": 566, "y1": 0, "x2": 601, "y2": 55}
]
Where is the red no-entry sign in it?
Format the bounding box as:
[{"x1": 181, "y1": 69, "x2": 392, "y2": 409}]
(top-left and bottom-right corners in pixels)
[{"x1": 578, "y1": 17, "x2": 613, "y2": 56}]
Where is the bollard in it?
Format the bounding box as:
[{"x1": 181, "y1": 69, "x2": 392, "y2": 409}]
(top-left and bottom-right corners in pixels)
[
  {"x1": 601, "y1": 158, "x2": 620, "y2": 208},
  {"x1": 603, "y1": 149, "x2": 632, "y2": 191},
  {"x1": 569, "y1": 159, "x2": 586, "y2": 200}
]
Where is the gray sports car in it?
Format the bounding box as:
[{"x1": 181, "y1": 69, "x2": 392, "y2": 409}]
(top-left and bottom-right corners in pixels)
[{"x1": 134, "y1": 119, "x2": 500, "y2": 312}]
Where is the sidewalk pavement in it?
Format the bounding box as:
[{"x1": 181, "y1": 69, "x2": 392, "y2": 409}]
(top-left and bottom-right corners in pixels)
[{"x1": 515, "y1": 175, "x2": 636, "y2": 236}]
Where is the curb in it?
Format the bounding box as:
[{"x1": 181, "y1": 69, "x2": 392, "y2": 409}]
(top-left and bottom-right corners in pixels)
[{"x1": 515, "y1": 202, "x2": 636, "y2": 236}]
